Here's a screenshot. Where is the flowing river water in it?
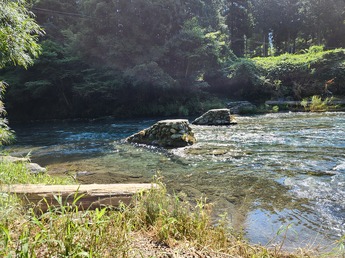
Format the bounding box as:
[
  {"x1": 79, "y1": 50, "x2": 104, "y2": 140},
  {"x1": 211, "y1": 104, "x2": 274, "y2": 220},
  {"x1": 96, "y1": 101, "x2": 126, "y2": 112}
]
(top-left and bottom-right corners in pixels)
[{"x1": 5, "y1": 112, "x2": 345, "y2": 250}]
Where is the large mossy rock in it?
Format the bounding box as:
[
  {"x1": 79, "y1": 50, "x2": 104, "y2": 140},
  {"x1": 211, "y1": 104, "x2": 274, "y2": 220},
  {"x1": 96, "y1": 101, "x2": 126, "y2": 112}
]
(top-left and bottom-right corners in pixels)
[
  {"x1": 192, "y1": 109, "x2": 237, "y2": 126},
  {"x1": 126, "y1": 119, "x2": 196, "y2": 148}
]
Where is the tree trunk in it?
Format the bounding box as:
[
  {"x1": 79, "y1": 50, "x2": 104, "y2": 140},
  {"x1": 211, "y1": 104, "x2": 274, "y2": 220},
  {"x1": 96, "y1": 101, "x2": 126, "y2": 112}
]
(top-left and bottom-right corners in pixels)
[{"x1": 263, "y1": 33, "x2": 268, "y2": 57}]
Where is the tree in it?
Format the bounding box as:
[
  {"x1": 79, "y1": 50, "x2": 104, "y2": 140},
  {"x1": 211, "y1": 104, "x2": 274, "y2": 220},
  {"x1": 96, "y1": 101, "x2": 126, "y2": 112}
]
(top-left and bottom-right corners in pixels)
[
  {"x1": 224, "y1": 0, "x2": 253, "y2": 57},
  {"x1": 4, "y1": 40, "x2": 86, "y2": 120},
  {"x1": 0, "y1": 0, "x2": 43, "y2": 69},
  {"x1": 75, "y1": 0, "x2": 185, "y2": 69},
  {"x1": 299, "y1": 0, "x2": 345, "y2": 48},
  {"x1": 250, "y1": 0, "x2": 345, "y2": 55},
  {"x1": 251, "y1": 0, "x2": 280, "y2": 56},
  {"x1": 0, "y1": 0, "x2": 43, "y2": 144},
  {"x1": 32, "y1": 0, "x2": 80, "y2": 43},
  {"x1": 270, "y1": 0, "x2": 303, "y2": 54},
  {"x1": 0, "y1": 81, "x2": 14, "y2": 145}
]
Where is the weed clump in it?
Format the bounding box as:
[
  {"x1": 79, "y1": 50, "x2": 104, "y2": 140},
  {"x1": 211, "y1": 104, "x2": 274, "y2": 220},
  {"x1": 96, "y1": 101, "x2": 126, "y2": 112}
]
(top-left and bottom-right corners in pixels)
[{"x1": 301, "y1": 95, "x2": 333, "y2": 112}]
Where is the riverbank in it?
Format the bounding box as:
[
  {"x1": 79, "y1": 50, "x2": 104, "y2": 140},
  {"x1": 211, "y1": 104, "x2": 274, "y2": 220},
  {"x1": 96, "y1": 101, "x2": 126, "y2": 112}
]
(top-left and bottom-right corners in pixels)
[
  {"x1": 265, "y1": 97, "x2": 345, "y2": 113},
  {"x1": 0, "y1": 159, "x2": 337, "y2": 257},
  {"x1": 6, "y1": 95, "x2": 345, "y2": 125}
]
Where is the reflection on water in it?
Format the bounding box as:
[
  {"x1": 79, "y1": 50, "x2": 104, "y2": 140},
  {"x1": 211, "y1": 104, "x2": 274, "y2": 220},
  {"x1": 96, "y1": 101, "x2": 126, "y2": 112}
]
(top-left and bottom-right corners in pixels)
[{"x1": 6, "y1": 112, "x2": 345, "y2": 249}]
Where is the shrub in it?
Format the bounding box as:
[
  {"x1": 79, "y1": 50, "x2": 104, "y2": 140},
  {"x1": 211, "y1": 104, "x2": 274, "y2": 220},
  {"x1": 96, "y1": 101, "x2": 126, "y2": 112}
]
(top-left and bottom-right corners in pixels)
[{"x1": 301, "y1": 95, "x2": 332, "y2": 112}]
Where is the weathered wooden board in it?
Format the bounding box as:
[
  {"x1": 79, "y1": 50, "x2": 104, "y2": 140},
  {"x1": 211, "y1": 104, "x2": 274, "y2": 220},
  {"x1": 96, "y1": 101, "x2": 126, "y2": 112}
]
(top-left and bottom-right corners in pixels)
[
  {"x1": 265, "y1": 100, "x2": 345, "y2": 105},
  {"x1": 2, "y1": 184, "x2": 157, "y2": 212}
]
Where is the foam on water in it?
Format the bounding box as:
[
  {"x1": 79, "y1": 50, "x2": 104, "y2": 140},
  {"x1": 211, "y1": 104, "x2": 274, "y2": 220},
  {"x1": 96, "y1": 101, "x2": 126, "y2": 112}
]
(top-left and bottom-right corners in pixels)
[{"x1": 333, "y1": 160, "x2": 345, "y2": 172}]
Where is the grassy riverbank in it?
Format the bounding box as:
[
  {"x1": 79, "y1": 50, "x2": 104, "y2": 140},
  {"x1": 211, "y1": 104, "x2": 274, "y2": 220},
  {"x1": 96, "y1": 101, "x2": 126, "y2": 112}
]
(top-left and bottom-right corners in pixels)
[
  {"x1": 0, "y1": 159, "x2": 342, "y2": 257},
  {"x1": 253, "y1": 47, "x2": 345, "y2": 101}
]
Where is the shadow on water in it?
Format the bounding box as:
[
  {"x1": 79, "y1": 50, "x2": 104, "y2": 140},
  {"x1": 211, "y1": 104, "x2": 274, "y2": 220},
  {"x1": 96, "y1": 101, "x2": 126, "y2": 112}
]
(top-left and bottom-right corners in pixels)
[{"x1": 5, "y1": 112, "x2": 345, "y2": 250}]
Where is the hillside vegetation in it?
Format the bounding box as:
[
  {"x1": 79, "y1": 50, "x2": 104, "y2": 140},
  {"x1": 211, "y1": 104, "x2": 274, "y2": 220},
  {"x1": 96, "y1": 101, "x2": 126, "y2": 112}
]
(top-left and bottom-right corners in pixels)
[
  {"x1": 2, "y1": 45, "x2": 344, "y2": 120},
  {"x1": 254, "y1": 46, "x2": 345, "y2": 100},
  {"x1": 1, "y1": 0, "x2": 345, "y2": 120}
]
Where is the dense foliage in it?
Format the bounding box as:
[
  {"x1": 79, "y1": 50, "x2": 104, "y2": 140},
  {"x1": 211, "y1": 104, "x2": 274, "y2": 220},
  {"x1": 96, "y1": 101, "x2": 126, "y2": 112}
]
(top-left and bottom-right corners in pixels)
[
  {"x1": 254, "y1": 46, "x2": 345, "y2": 100},
  {"x1": 0, "y1": 0, "x2": 42, "y2": 141},
  {"x1": 1, "y1": 0, "x2": 345, "y2": 120},
  {"x1": 0, "y1": 0, "x2": 43, "y2": 69}
]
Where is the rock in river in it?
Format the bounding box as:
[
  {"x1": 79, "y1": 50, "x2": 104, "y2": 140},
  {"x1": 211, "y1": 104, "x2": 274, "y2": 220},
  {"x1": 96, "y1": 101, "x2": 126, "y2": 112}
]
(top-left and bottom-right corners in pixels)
[
  {"x1": 192, "y1": 109, "x2": 237, "y2": 126},
  {"x1": 0, "y1": 156, "x2": 47, "y2": 174},
  {"x1": 126, "y1": 119, "x2": 196, "y2": 148}
]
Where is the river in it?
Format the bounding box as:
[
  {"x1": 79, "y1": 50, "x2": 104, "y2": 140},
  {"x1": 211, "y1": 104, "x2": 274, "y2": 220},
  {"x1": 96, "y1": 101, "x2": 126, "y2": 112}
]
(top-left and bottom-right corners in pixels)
[{"x1": 5, "y1": 112, "x2": 345, "y2": 250}]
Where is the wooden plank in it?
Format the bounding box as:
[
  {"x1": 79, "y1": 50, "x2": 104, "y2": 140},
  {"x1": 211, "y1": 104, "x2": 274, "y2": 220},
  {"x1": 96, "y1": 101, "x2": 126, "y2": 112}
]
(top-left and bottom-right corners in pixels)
[
  {"x1": 265, "y1": 101, "x2": 301, "y2": 105},
  {"x1": 265, "y1": 100, "x2": 345, "y2": 105},
  {"x1": 4, "y1": 184, "x2": 156, "y2": 194},
  {"x1": 2, "y1": 184, "x2": 157, "y2": 212}
]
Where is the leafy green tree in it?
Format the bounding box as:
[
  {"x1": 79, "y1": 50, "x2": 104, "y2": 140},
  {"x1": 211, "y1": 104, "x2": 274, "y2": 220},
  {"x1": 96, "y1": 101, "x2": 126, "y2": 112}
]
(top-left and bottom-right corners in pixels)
[
  {"x1": 0, "y1": 81, "x2": 14, "y2": 145},
  {"x1": 0, "y1": 0, "x2": 43, "y2": 68},
  {"x1": 161, "y1": 18, "x2": 223, "y2": 83},
  {"x1": 4, "y1": 40, "x2": 87, "y2": 120},
  {"x1": 0, "y1": 0, "x2": 43, "y2": 144}
]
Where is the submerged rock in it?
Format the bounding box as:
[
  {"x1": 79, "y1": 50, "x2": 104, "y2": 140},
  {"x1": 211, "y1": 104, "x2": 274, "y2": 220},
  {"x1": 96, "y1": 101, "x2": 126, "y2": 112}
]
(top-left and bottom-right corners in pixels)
[
  {"x1": 192, "y1": 109, "x2": 237, "y2": 126},
  {"x1": 126, "y1": 119, "x2": 196, "y2": 148}
]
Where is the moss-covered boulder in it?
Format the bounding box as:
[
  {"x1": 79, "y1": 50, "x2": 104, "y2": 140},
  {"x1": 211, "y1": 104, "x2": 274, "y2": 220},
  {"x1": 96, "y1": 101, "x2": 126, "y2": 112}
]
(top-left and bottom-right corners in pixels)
[
  {"x1": 126, "y1": 119, "x2": 196, "y2": 148},
  {"x1": 192, "y1": 109, "x2": 237, "y2": 125}
]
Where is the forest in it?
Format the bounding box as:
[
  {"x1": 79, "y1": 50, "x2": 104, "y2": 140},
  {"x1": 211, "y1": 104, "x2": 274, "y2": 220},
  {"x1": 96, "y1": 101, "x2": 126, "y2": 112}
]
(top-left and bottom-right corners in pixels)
[{"x1": 1, "y1": 0, "x2": 345, "y2": 120}]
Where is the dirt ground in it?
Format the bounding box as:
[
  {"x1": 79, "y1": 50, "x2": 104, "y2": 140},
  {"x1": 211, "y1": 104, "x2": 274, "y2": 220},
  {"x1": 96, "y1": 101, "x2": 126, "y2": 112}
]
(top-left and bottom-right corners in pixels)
[{"x1": 129, "y1": 233, "x2": 234, "y2": 258}]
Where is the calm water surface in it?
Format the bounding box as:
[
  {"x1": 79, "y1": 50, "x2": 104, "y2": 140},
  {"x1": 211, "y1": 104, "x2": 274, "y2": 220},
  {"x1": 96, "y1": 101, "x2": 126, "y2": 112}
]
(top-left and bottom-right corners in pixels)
[{"x1": 6, "y1": 112, "x2": 345, "y2": 250}]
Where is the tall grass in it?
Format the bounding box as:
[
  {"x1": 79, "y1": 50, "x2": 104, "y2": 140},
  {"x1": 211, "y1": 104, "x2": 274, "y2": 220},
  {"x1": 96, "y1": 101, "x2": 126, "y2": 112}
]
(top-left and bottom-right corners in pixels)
[
  {"x1": 0, "y1": 159, "x2": 72, "y2": 185},
  {"x1": 0, "y1": 161, "x2": 343, "y2": 257},
  {"x1": 0, "y1": 158, "x2": 73, "y2": 222}
]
